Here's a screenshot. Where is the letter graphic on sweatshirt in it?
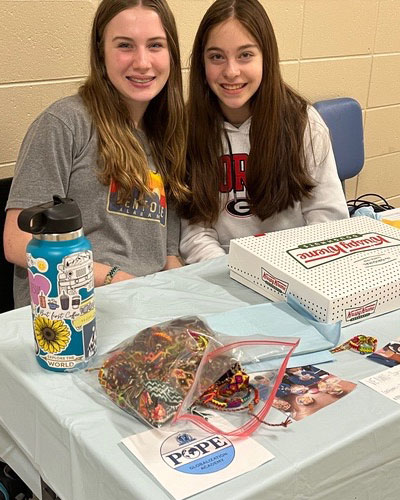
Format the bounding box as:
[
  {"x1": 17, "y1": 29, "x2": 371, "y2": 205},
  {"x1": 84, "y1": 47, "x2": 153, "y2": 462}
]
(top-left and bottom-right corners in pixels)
[{"x1": 107, "y1": 172, "x2": 166, "y2": 225}]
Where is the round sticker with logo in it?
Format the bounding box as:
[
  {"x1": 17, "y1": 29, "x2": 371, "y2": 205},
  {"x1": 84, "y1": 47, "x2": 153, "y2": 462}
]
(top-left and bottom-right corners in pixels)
[
  {"x1": 226, "y1": 198, "x2": 251, "y2": 217},
  {"x1": 160, "y1": 429, "x2": 235, "y2": 474}
]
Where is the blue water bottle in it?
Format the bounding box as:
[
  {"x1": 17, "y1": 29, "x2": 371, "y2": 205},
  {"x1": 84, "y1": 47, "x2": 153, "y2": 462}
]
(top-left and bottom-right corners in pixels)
[{"x1": 18, "y1": 195, "x2": 97, "y2": 372}]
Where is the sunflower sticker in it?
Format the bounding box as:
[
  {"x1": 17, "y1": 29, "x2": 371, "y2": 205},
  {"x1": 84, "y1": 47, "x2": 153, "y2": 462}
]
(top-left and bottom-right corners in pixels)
[{"x1": 34, "y1": 316, "x2": 71, "y2": 354}]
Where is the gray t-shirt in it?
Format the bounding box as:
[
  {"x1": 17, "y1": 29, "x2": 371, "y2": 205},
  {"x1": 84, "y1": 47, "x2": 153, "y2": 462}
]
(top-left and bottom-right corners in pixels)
[{"x1": 7, "y1": 95, "x2": 180, "y2": 307}]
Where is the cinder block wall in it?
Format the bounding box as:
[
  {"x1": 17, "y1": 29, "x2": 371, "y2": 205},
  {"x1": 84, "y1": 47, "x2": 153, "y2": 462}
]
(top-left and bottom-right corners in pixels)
[{"x1": 1, "y1": 0, "x2": 400, "y2": 206}]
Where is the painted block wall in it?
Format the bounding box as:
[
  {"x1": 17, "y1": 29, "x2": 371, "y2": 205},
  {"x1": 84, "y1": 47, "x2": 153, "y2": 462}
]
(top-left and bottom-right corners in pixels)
[{"x1": 1, "y1": 0, "x2": 400, "y2": 205}]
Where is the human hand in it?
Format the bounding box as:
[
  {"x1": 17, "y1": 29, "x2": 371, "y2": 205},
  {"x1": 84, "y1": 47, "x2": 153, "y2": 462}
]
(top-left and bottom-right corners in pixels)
[
  {"x1": 163, "y1": 255, "x2": 183, "y2": 270},
  {"x1": 94, "y1": 262, "x2": 134, "y2": 287},
  {"x1": 111, "y1": 269, "x2": 135, "y2": 283}
]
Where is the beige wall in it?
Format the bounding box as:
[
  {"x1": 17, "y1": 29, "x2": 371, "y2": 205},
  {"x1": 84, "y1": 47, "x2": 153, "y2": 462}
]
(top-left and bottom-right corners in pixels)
[{"x1": 1, "y1": 0, "x2": 400, "y2": 205}]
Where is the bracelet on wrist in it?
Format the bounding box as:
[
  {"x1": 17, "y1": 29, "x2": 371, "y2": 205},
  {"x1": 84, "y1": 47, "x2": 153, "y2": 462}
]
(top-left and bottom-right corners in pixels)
[{"x1": 104, "y1": 265, "x2": 121, "y2": 286}]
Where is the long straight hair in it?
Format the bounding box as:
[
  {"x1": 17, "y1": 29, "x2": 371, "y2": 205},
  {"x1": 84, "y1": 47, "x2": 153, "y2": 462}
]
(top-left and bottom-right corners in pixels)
[
  {"x1": 182, "y1": 0, "x2": 314, "y2": 224},
  {"x1": 79, "y1": 0, "x2": 189, "y2": 204}
]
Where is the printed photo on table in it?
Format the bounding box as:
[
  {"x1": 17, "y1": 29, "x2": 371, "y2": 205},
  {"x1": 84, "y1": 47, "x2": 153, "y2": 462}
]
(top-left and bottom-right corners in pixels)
[
  {"x1": 368, "y1": 339, "x2": 400, "y2": 368},
  {"x1": 253, "y1": 365, "x2": 357, "y2": 421}
]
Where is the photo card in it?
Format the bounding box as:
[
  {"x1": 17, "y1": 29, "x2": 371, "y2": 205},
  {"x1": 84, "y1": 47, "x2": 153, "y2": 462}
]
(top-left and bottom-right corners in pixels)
[
  {"x1": 367, "y1": 339, "x2": 400, "y2": 368},
  {"x1": 252, "y1": 365, "x2": 356, "y2": 421}
]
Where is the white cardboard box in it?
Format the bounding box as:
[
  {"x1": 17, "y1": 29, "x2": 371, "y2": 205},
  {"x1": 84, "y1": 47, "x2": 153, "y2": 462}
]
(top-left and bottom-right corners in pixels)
[{"x1": 228, "y1": 216, "x2": 400, "y2": 326}]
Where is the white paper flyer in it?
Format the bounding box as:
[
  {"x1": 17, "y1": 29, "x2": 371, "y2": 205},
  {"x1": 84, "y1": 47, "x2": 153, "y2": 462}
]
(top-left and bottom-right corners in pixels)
[
  {"x1": 360, "y1": 364, "x2": 400, "y2": 404},
  {"x1": 121, "y1": 417, "x2": 274, "y2": 500}
]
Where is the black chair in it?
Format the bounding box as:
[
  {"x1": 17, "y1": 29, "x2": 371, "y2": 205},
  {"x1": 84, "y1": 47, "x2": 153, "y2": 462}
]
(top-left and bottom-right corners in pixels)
[{"x1": 0, "y1": 177, "x2": 15, "y2": 312}]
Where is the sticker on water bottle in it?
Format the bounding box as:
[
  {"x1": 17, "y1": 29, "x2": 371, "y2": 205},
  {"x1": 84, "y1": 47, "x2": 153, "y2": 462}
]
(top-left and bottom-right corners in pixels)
[
  {"x1": 27, "y1": 254, "x2": 49, "y2": 273},
  {"x1": 28, "y1": 249, "x2": 97, "y2": 371}
]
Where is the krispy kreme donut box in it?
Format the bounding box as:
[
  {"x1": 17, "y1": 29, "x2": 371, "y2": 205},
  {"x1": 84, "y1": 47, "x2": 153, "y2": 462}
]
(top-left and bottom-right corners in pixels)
[{"x1": 228, "y1": 216, "x2": 400, "y2": 326}]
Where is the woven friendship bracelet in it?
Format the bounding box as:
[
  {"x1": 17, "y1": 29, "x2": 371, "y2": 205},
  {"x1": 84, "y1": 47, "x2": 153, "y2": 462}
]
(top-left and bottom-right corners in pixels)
[
  {"x1": 331, "y1": 335, "x2": 377, "y2": 355},
  {"x1": 104, "y1": 265, "x2": 121, "y2": 285}
]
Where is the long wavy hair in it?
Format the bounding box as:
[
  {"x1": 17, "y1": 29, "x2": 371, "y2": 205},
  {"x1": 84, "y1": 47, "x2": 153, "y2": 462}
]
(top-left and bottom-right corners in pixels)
[
  {"x1": 181, "y1": 0, "x2": 314, "y2": 224},
  {"x1": 79, "y1": 0, "x2": 189, "y2": 204}
]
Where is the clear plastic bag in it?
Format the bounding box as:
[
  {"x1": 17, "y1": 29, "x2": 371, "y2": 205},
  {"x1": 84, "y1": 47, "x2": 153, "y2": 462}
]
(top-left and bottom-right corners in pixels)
[
  {"x1": 174, "y1": 336, "x2": 299, "y2": 437},
  {"x1": 81, "y1": 316, "x2": 220, "y2": 427},
  {"x1": 79, "y1": 316, "x2": 299, "y2": 435}
]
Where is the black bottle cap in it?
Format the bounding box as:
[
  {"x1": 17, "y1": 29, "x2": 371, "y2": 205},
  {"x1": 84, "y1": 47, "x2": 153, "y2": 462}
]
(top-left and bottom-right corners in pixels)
[{"x1": 17, "y1": 195, "x2": 83, "y2": 234}]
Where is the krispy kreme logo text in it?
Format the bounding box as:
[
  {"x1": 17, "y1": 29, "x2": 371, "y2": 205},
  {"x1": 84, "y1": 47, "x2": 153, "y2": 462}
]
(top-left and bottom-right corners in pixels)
[
  {"x1": 261, "y1": 268, "x2": 288, "y2": 294},
  {"x1": 287, "y1": 232, "x2": 400, "y2": 269},
  {"x1": 345, "y1": 301, "x2": 377, "y2": 322}
]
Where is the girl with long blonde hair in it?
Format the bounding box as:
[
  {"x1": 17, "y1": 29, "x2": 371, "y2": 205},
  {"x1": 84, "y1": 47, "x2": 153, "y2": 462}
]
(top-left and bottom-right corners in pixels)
[{"x1": 4, "y1": 0, "x2": 189, "y2": 307}]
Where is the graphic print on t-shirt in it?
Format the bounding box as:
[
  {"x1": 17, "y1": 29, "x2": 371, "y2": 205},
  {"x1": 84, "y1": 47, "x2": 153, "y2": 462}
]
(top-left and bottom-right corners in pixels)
[
  {"x1": 107, "y1": 171, "x2": 167, "y2": 226},
  {"x1": 220, "y1": 153, "x2": 251, "y2": 218}
]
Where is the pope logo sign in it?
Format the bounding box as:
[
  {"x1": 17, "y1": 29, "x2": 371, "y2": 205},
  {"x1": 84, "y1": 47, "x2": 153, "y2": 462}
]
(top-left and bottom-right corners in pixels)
[{"x1": 160, "y1": 430, "x2": 235, "y2": 474}]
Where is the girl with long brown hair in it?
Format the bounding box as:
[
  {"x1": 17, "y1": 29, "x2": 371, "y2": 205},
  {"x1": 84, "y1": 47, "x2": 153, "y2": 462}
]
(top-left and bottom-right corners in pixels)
[
  {"x1": 179, "y1": 0, "x2": 348, "y2": 263},
  {"x1": 4, "y1": 0, "x2": 189, "y2": 308}
]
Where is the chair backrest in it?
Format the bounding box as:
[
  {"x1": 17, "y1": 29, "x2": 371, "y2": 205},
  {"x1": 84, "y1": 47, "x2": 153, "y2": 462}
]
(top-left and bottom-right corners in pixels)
[
  {"x1": 0, "y1": 177, "x2": 15, "y2": 312},
  {"x1": 313, "y1": 97, "x2": 364, "y2": 189}
]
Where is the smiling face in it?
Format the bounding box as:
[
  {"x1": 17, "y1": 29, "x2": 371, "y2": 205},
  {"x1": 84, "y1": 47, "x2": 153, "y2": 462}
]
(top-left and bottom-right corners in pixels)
[
  {"x1": 204, "y1": 17, "x2": 263, "y2": 125},
  {"x1": 103, "y1": 6, "x2": 170, "y2": 126}
]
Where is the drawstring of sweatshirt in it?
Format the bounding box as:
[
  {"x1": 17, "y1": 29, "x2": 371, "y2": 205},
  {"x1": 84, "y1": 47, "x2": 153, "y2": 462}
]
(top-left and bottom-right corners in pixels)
[{"x1": 223, "y1": 128, "x2": 237, "y2": 203}]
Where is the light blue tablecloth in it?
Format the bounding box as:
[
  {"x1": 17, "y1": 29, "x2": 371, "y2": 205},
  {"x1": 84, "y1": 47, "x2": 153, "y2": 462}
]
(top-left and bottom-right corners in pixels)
[
  {"x1": 206, "y1": 301, "x2": 339, "y2": 369},
  {"x1": 1, "y1": 256, "x2": 399, "y2": 500}
]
